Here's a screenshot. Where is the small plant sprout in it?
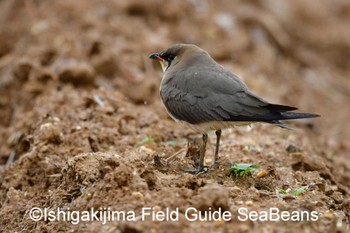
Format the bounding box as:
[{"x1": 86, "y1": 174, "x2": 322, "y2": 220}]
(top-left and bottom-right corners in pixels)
[
  {"x1": 293, "y1": 186, "x2": 308, "y2": 196},
  {"x1": 277, "y1": 185, "x2": 310, "y2": 197},
  {"x1": 136, "y1": 135, "x2": 154, "y2": 147},
  {"x1": 278, "y1": 188, "x2": 291, "y2": 195},
  {"x1": 230, "y1": 163, "x2": 258, "y2": 177}
]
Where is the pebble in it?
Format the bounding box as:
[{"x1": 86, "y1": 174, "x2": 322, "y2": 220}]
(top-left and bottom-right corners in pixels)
[
  {"x1": 242, "y1": 145, "x2": 250, "y2": 154},
  {"x1": 231, "y1": 186, "x2": 241, "y2": 192},
  {"x1": 324, "y1": 211, "x2": 334, "y2": 220},
  {"x1": 131, "y1": 191, "x2": 144, "y2": 200},
  {"x1": 286, "y1": 144, "x2": 300, "y2": 153},
  {"x1": 153, "y1": 205, "x2": 162, "y2": 212},
  {"x1": 205, "y1": 158, "x2": 212, "y2": 164},
  {"x1": 139, "y1": 146, "x2": 155, "y2": 159},
  {"x1": 236, "y1": 200, "x2": 243, "y2": 205},
  {"x1": 245, "y1": 200, "x2": 254, "y2": 206},
  {"x1": 86, "y1": 193, "x2": 93, "y2": 200},
  {"x1": 256, "y1": 169, "x2": 268, "y2": 178},
  {"x1": 40, "y1": 122, "x2": 53, "y2": 130}
]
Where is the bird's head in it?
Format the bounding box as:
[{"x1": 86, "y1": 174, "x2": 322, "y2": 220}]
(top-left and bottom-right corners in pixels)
[{"x1": 149, "y1": 44, "x2": 202, "y2": 72}]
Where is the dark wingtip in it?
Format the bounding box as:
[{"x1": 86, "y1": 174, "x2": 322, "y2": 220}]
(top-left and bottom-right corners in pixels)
[{"x1": 267, "y1": 104, "x2": 298, "y2": 112}]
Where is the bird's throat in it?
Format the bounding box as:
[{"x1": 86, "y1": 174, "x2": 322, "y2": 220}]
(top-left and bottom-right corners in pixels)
[{"x1": 158, "y1": 60, "x2": 168, "y2": 72}]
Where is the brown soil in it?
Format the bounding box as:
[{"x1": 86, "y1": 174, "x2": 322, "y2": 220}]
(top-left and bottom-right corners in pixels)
[{"x1": 0, "y1": 0, "x2": 349, "y2": 232}]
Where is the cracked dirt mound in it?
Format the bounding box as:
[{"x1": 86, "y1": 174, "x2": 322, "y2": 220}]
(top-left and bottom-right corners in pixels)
[{"x1": 0, "y1": 0, "x2": 349, "y2": 232}]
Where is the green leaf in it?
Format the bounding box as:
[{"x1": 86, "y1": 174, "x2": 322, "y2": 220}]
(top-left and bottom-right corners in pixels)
[
  {"x1": 293, "y1": 186, "x2": 308, "y2": 196},
  {"x1": 230, "y1": 163, "x2": 258, "y2": 177},
  {"x1": 279, "y1": 189, "x2": 290, "y2": 195},
  {"x1": 136, "y1": 135, "x2": 154, "y2": 147}
]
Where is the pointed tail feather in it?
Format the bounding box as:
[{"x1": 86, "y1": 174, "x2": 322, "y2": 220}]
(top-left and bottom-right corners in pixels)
[
  {"x1": 280, "y1": 112, "x2": 320, "y2": 120},
  {"x1": 270, "y1": 112, "x2": 319, "y2": 130}
]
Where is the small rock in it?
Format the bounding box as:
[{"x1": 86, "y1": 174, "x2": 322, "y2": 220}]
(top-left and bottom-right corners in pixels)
[
  {"x1": 325, "y1": 184, "x2": 334, "y2": 195},
  {"x1": 205, "y1": 158, "x2": 212, "y2": 164},
  {"x1": 131, "y1": 192, "x2": 144, "y2": 200},
  {"x1": 52, "y1": 117, "x2": 61, "y2": 122},
  {"x1": 324, "y1": 211, "x2": 334, "y2": 220},
  {"x1": 242, "y1": 145, "x2": 250, "y2": 154},
  {"x1": 286, "y1": 144, "x2": 301, "y2": 153},
  {"x1": 40, "y1": 122, "x2": 53, "y2": 130},
  {"x1": 330, "y1": 191, "x2": 344, "y2": 204},
  {"x1": 245, "y1": 200, "x2": 254, "y2": 206},
  {"x1": 153, "y1": 205, "x2": 162, "y2": 212},
  {"x1": 231, "y1": 186, "x2": 241, "y2": 192},
  {"x1": 256, "y1": 169, "x2": 268, "y2": 178},
  {"x1": 85, "y1": 193, "x2": 93, "y2": 200},
  {"x1": 330, "y1": 185, "x2": 338, "y2": 191},
  {"x1": 235, "y1": 200, "x2": 243, "y2": 205},
  {"x1": 138, "y1": 146, "x2": 155, "y2": 160}
]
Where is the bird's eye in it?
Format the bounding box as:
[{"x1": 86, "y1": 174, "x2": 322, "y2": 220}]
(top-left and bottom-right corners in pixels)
[{"x1": 167, "y1": 54, "x2": 176, "y2": 62}]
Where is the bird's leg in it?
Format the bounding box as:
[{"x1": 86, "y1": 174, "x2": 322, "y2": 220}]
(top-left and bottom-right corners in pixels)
[
  {"x1": 198, "y1": 133, "x2": 208, "y2": 172},
  {"x1": 183, "y1": 133, "x2": 208, "y2": 174},
  {"x1": 214, "y1": 130, "x2": 222, "y2": 164}
]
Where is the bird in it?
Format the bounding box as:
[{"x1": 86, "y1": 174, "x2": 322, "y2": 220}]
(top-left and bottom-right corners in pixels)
[{"x1": 149, "y1": 44, "x2": 319, "y2": 173}]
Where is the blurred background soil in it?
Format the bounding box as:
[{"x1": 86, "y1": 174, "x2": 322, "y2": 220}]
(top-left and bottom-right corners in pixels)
[{"x1": 0, "y1": 0, "x2": 349, "y2": 232}]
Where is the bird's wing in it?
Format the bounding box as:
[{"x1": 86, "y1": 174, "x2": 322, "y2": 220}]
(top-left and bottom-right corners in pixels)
[{"x1": 161, "y1": 69, "x2": 296, "y2": 124}]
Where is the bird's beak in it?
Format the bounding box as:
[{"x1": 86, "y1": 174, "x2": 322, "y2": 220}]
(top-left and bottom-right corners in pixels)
[
  {"x1": 149, "y1": 53, "x2": 163, "y2": 61},
  {"x1": 149, "y1": 53, "x2": 166, "y2": 72}
]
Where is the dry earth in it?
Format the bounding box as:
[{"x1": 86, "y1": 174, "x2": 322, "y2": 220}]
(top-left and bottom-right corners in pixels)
[{"x1": 0, "y1": 0, "x2": 349, "y2": 232}]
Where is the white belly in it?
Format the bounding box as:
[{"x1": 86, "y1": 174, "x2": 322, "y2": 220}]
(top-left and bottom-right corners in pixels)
[{"x1": 179, "y1": 120, "x2": 253, "y2": 133}]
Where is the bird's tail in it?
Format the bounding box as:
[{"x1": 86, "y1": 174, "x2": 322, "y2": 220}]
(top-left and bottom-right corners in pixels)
[
  {"x1": 280, "y1": 112, "x2": 320, "y2": 120},
  {"x1": 271, "y1": 112, "x2": 319, "y2": 130}
]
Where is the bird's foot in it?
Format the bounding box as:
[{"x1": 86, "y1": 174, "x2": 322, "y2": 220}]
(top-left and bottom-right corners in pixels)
[
  {"x1": 211, "y1": 160, "x2": 220, "y2": 168},
  {"x1": 183, "y1": 165, "x2": 209, "y2": 175}
]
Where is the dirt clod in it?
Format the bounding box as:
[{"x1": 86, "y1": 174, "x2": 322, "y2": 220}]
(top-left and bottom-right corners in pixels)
[
  {"x1": 54, "y1": 59, "x2": 95, "y2": 86},
  {"x1": 192, "y1": 184, "x2": 230, "y2": 211}
]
